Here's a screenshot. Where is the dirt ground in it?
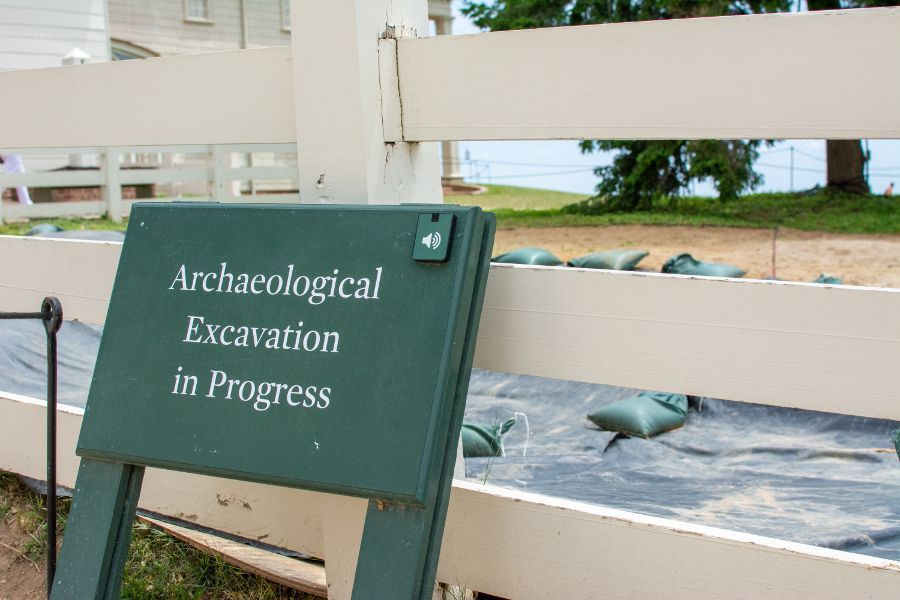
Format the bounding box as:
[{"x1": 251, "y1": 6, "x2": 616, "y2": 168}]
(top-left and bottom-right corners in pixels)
[
  {"x1": 493, "y1": 225, "x2": 900, "y2": 288},
  {"x1": 0, "y1": 521, "x2": 46, "y2": 600}
]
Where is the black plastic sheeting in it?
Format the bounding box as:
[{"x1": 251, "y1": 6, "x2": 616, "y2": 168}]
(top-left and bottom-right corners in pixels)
[
  {"x1": 465, "y1": 370, "x2": 900, "y2": 562},
  {"x1": 0, "y1": 320, "x2": 99, "y2": 407},
  {"x1": 1, "y1": 320, "x2": 898, "y2": 562}
]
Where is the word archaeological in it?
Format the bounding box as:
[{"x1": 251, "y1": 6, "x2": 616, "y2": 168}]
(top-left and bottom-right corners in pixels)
[{"x1": 169, "y1": 262, "x2": 383, "y2": 305}]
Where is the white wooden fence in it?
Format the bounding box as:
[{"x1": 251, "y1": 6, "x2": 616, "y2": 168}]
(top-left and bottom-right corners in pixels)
[
  {"x1": 0, "y1": 144, "x2": 299, "y2": 223},
  {"x1": 0, "y1": 2, "x2": 898, "y2": 599}
]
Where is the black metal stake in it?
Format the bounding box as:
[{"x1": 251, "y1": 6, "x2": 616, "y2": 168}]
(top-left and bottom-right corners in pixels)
[
  {"x1": 0, "y1": 297, "x2": 62, "y2": 597},
  {"x1": 42, "y1": 297, "x2": 62, "y2": 596}
]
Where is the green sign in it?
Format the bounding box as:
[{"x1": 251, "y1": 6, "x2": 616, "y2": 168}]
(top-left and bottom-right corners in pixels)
[{"x1": 52, "y1": 203, "x2": 495, "y2": 600}]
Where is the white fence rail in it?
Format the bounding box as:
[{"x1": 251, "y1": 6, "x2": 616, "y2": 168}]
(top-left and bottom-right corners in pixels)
[
  {"x1": 395, "y1": 8, "x2": 900, "y2": 141},
  {"x1": 0, "y1": 2, "x2": 898, "y2": 598},
  {"x1": 0, "y1": 9, "x2": 897, "y2": 150},
  {"x1": 0, "y1": 144, "x2": 299, "y2": 223},
  {"x1": 3, "y1": 236, "x2": 898, "y2": 421},
  {"x1": 0, "y1": 47, "x2": 296, "y2": 149}
]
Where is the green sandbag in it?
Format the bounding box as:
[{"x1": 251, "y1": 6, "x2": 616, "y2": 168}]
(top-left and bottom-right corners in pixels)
[
  {"x1": 811, "y1": 273, "x2": 843, "y2": 285},
  {"x1": 587, "y1": 391, "x2": 688, "y2": 438},
  {"x1": 567, "y1": 249, "x2": 649, "y2": 271},
  {"x1": 491, "y1": 247, "x2": 563, "y2": 266},
  {"x1": 892, "y1": 429, "x2": 900, "y2": 461},
  {"x1": 662, "y1": 253, "x2": 746, "y2": 278},
  {"x1": 462, "y1": 418, "x2": 517, "y2": 458},
  {"x1": 26, "y1": 223, "x2": 64, "y2": 236}
]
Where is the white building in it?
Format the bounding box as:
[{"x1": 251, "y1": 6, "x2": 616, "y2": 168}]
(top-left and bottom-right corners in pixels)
[
  {"x1": 0, "y1": 0, "x2": 110, "y2": 72},
  {"x1": 109, "y1": 0, "x2": 454, "y2": 55},
  {"x1": 109, "y1": 0, "x2": 292, "y2": 58}
]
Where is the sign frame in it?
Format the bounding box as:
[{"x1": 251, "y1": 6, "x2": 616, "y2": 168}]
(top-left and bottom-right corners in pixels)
[{"x1": 51, "y1": 203, "x2": 495, "y2": 600}]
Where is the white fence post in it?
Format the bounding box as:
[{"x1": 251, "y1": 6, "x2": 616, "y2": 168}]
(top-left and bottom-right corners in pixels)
[
  {"x1": 208, "y1": 145, "x2": 234, "y2": 202},
  {"x1": 290, "y1": 0, "x2": 440, "y2": 596},
  {"x1": 102, "y1": 148, "x2": 123, "y2": 222},
  {"x1": 291, "y1": 0, "x2": 441, "y2": 206},
  {"x1": 161, "y1": 151, "x2": 177, "y2": 199}
]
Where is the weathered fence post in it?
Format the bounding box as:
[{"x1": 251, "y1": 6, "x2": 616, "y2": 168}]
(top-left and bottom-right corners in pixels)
[
  {"x1": 291, "y1": 0, "x2": 440, "y2": 207},
  {"x1": 209, "y1": 145, "x2": 231, "y2": 202},
  {"x1": 290, "y1": 0, "x2": 441, "y2": 597},
  {"x1": 102, "y1": 148, "x2": 123, "y2": 223}
]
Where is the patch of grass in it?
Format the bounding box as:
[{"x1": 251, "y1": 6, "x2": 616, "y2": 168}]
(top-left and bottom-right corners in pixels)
[
  {"x1": 666, "y1": 191, "x2": 900, "y2": 233},
  {"x1": 449, "y1": 184, "x2": 588, "y2": 211},
  {"x1": 123, "y1": 523, "x2": 314, "y2": 600},
  {"x1": 0, "y1": 216, "x2": 126, "y2": 236},
  {"x1": 0, "y1": 472, "x2": 316, "y2": 599},
  {"x1": 485, "y1": 189, "x2": 900, "y2": 234},
  {"x1": 0, "y1": 472, "x2": 67, "y2": 564},
  {"x1": 4, "y1": 188, "x2": 896, "y2": 236},
  {"x1": 490, "y1": 207, "x2": 745, "y2": 229}
]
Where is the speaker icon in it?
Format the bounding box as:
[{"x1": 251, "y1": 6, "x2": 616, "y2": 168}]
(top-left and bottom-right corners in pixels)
[{"x1": 421, "y1": 231, "x2": 442, "y2": 250}]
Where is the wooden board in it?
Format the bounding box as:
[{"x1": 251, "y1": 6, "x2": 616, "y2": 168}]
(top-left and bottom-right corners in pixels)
[
  {"x1": 0, "y1": 47, "x2": 295, "y2": 148},
  {"x1": 3, "y1": 236, "x2": 897, "y2": 420},
  {"x1": 0, "y1": 235, "x2": 120, "y2": 324},
  {"x1": 475, "y1": 263, "x2": 900, "y2": 420},
  {"x1": 137, "y1": 515, "x2": 327, "y2": 598},
  {"x1": 437, "y1": 481, "x2": 900, "y2": 600},
  {"x1": 395, "y1": 8, "x2": 900, "y2": 141}
]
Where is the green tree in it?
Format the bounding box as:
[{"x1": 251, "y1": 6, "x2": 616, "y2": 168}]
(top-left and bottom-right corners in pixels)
[
  {"x1": 579, "y1": 140, "x2": 765, "y2": 211},
  {"x1": 461, "y1": 0, "x2": 787, "y2": 210}
]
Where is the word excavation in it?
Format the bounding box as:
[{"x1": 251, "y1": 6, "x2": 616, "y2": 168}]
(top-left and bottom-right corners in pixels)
[{"x1": 182, "y1": 315, "x2": 339, "y2": 353}]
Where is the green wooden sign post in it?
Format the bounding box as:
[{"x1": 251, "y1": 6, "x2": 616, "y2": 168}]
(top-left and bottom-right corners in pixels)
[{"x1": 51, "y1": 203, "x2": 495, "y2": 600}]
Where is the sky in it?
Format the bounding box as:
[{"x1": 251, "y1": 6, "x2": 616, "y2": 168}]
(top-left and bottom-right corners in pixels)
[{"x1": 438, "y1": 1, "x2": 900, "y2": 196}]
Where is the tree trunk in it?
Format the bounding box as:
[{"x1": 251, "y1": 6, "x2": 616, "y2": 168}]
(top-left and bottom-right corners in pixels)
[
  {"x1": 825, "y1": 140, "x2": 868, "y2": 194},
  {"x1": 806, "y1": 3, "x2": 869, "y2": 194}
]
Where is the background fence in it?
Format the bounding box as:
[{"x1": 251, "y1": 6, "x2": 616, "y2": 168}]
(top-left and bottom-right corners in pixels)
[{"x1": 0, "y1": 144, "x2": 299, "y2": 223}]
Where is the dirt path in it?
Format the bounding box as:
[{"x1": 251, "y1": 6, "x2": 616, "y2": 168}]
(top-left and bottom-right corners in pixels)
[{"x1": 494, "y1": 225, "x2": 900, "y2": 288}]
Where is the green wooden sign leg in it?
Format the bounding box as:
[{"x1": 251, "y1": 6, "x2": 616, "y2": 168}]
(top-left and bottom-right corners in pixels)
[
  {"x1": 422, "y1": 217, "x2": 494, "y2": 592},
  {"x1": 351, "y1": 216, "x2": 496, "y2": 600},
  {"x1": 51, "y1": 458, "x2": 145, "y2": 600},
  {"x1": 352, "y1": 502, "x2": 433, "y2": 599}
]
